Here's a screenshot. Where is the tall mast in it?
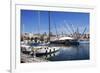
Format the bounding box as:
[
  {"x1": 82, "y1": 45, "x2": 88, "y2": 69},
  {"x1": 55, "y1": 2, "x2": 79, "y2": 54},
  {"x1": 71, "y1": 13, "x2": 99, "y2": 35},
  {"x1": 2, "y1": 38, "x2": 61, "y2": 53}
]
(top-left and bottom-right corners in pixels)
[
  {"x1": 54, "y1": 21, "x2": 59, "y2": 40},
  {"x1": 76, "y1": 27, "x2": 79, "y2": 40},
  {"x1": 38, "y1": 11, "x2": 40, "y2": 35},
  {"x1": 22, "y1": 24, "x2": 24, "y2": 34},
  {"x1": 48, "y1": 11, "x2": 51, "y2": 41},
  {"x1": 22, "y1": 24, "x2": 24, "y2": 41}
]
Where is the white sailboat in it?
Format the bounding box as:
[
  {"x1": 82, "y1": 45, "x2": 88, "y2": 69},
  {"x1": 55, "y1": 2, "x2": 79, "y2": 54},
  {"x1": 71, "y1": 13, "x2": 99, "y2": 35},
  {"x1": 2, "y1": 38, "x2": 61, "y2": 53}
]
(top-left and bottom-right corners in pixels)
[{"x1": 31, "y1": 11, "x2": 60, "y2": 55}]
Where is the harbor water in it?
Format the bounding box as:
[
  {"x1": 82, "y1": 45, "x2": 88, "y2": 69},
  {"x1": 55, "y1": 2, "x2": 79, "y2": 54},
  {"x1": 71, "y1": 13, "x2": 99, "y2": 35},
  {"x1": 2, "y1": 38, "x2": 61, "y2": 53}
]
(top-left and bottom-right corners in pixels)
[{"x1": 39, "y1": 41, "x2": 90, "y2": 61}]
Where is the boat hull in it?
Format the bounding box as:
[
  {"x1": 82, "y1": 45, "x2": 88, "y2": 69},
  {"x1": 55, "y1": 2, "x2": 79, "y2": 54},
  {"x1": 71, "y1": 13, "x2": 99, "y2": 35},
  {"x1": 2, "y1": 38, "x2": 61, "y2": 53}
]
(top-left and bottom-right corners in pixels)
[
  {"x1": 32, "y1": 47, "x2": 60, "y2": 56},
  {"x1": 50, "y1": 40, "x2": 79, "y2": 46},
  {"x1": 36, "y1": 49, "x2": 59, "y2": 56}
]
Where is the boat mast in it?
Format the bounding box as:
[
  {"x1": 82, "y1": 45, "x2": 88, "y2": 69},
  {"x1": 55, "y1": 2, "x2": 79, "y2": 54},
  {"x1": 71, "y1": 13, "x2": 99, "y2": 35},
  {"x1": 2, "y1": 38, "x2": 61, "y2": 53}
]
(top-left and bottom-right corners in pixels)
[
  {"x1": 22, "y1": 24, "x2": 24, "y2": 34},
  {"x1": 76, "y1": 27, "x2": 79, "y2": 40},
  {"x1": 48, "y1": 11, "x2": 51, "y2": 42},
  {"x1": 54, "y1": 21, "x2": 59, "y2": 40},
  {"x1": 22, "y1": 24, "x2": 24, "y2": 41},
  {"x1": 38, "y1": 11, "x2": 40, "y2": 35}
]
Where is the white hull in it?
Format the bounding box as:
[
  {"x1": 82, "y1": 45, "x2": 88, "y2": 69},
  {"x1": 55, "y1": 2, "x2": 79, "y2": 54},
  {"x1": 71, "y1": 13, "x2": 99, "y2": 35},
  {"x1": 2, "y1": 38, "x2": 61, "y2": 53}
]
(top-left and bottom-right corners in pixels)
[{"x1": 32, "y1": 46, "x2": 60, "y2": 54}]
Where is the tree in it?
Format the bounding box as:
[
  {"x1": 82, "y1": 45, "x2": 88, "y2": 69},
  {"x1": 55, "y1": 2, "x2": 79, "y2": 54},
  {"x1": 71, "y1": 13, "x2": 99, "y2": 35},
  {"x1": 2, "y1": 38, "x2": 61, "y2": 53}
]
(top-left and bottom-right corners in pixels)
[
  {"x1": 34, "y1": 37, "x2": 38, "y2": 43},
  {"x1": 31, "y1": 37, "x2": 34, "y2": 41}
]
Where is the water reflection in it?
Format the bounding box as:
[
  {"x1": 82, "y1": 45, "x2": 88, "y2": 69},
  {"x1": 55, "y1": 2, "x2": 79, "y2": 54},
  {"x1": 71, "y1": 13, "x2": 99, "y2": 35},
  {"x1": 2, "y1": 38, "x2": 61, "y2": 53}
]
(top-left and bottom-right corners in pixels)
[{"x1": 37, "y1": 42, "x2": 89, "y2": 61}]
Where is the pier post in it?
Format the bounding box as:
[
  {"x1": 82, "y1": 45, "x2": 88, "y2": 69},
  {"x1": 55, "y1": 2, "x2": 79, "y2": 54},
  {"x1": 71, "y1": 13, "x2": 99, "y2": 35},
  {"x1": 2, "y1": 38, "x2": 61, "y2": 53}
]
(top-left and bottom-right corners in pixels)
[
  {"x1": 33, "y1": 50, "x2": 36, "y2": 58},
  {"x1": 32, "y1": 47, "x2": 36, "y2": 58}
]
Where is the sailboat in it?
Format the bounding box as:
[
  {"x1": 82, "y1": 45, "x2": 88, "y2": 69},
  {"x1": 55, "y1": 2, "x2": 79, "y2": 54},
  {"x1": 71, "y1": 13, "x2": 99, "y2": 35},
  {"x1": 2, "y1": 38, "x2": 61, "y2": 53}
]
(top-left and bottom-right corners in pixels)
[{"x1": 30, "y1": 11, "x2": 60, "y2": 55}]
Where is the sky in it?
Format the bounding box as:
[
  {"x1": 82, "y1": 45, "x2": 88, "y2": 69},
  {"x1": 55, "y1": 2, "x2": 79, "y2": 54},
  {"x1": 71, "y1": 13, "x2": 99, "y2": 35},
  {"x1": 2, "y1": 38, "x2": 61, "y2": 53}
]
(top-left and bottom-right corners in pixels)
[{"x1": 21, "y1": 10, "x2": 89, "y2": 35}]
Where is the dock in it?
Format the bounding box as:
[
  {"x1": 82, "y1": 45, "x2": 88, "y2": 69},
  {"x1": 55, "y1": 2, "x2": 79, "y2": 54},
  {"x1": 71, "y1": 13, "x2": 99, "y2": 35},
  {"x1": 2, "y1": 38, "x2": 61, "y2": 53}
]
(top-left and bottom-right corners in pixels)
[{"x1": 21, "y1": 53, "x2": 49, "y2": 63}]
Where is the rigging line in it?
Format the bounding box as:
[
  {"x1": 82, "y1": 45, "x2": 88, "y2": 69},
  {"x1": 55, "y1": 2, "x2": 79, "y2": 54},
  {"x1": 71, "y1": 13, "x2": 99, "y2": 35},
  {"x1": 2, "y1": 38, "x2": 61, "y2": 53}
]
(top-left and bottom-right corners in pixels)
[
  {"x1": 70, "y1": 23, "x2": 78, "y2": 39},
  {"x1": 64, "y1": 21, "x2": 74, "y2": 34},
  {"x1": 76, "y1": 27, "x2": 80, "y2": 40},
  {"x1": 80, "y1": 24, "x2": 85, "y2": 33},
  {"x1": 54, "y1": 21, "x2": 59, "y2": 40},
  {"x1": 70, "y1": 23, "x2": 75, "y2": 34},
  {"x1": 80, "y1": 27, "x2": 87, "y2": 39},
  {"x1": 64, "y1": 21, "x2": 73, "y2": 34},
  {"x1": 75, "y1": 24, "x2": 79, "y2": 39},
  {"x1": 75, "y1": 24, "x2": 79, "y2": 33},
  {"x1": 63, "y1": 21, "x2": 72, "y2": 35}
]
